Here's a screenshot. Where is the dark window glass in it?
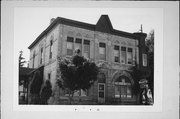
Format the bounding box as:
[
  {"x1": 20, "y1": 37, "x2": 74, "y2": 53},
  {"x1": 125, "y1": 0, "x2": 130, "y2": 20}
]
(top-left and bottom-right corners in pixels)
[
  {"x1": 84, "y1": 40, "x2": 90, "y2": 45},
  {"x1": 121, "y1": 47, "x2": 126, "y2": 51},
  {"x1": 114, "y1": 45, "x2": 119, "y2": 50},
  {"x1": 75, "y1": 38, "x2": 82, "y2": 43},
  {"x1": 99, "y1": 42, "x2": 106, "y2": 47},
  {"x1": 99, "y1": 92, "x2": 104, "y2": 98},
  {"x1": 99, "y1": 84, "x2": 104, "y2": 91},
  {"x1": 67, "y1": 37, "x2": 74, "y2": 42}
]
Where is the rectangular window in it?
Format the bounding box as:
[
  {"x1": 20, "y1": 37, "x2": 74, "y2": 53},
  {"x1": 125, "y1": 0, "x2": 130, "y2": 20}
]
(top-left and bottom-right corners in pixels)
[
  {"x1": 49, "y1": 40, "x2": 53, "y2": 59},
  {"x1": 98, "y1": 84, "x2": 105, "y2": 98},
  {"x1": 114, "y1": 45, "x2": 120, "y2": 62},
  {"x1": 142, "y1": 54, "x2": 147, "y2": 66},
  {"x1": 83, "y1": 40, "x2": 90, "y2": 59},
  {"x1": 127, "y1": 48, "x2": 133, "y2": 64},
  {"x1": 99, "y1": 43, "x2": 106, "y2": 60},
  {"x1": 48, "y1": 73, "x2": 51, "y2": 80},
  {"x1": 40, "y1": 48, "x2": 43, "y2": 64},
  {"x1": 121, "y1": 47, "x2": 126, "y2": 64},
  {"x1": 32, "y1": 52, "x2": 35, "y2": 68},
  {"x1": 67, "y1": 37, "x2": 74, "y2": 56},
  {"x1": 74, "y1": 38, "x2": 82, "y2": 55}
]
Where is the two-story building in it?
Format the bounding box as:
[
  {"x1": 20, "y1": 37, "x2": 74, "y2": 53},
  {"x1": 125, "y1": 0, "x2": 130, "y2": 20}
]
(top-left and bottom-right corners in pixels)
[{"x1": 28, "y1": 15, "x2": 148, "y2": 104}]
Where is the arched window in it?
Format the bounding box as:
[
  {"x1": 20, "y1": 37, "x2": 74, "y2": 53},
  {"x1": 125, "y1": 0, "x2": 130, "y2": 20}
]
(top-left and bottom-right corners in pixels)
[{"x1": 114, "y1": 76, "x2": 132, "y2": 98}]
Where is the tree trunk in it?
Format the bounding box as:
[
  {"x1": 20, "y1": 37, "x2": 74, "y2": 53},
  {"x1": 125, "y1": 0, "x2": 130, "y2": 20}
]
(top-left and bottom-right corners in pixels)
[
  {"x1": 68, "y1": 91, "x2": 74, "y2": 105},
  {"x1": 78, "y1": 89, "x2": 81, "y2": 103}
]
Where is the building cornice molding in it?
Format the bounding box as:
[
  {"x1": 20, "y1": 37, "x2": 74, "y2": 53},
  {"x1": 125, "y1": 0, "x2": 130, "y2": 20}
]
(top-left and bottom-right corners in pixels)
[{"x1": 28, "y1": 15, "x2": 142, "y2": 49}]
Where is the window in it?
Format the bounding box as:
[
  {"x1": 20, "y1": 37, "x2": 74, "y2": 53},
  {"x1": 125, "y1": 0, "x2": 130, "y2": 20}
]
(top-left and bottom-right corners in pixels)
[
  {"x1": 40, "y1": 47, "x2": 43, "y2": 64},
  {"x1": 49, "y1": 40, "x2": 53, "y2": 59},
  {"x1": 114, "y1": 45, "x2": 120, "y2": 62},
  {"x1": 115, "y1": 77, "x2": 132, "y2": 98},
  {"x1": 98, "y1": 73, "x2": 106, "y2": 99},
  {"x1": 127, "y1": 48, "x2": 133, "y2": 64},
  {"x1": 48, "y1": 73, "x2": 51, "y2": 80},
  {"x1": 98, "y1": 84, "x2": 105, "y2": 98},
  {"x1": 67, "y1": 37, "x2": 74, "y2": 56},
  {"x1": 99, "y1": 43, "x2": 106, "y2": 60},
  {"x1": 121, "y1": 47, "x2": 126, "y2": 64},
  {"x1": 83, "y1": 40, "x2": 90, "y2": 59},
  {"x1": 32, "y1": 51, "x2": 35, "y2": 68},
  {"x1": 74, "y1": 38, "x2": 82, "y2": 55},
  {"x1": 142, "y1": 54, "x2": 147, "y2": 66}
]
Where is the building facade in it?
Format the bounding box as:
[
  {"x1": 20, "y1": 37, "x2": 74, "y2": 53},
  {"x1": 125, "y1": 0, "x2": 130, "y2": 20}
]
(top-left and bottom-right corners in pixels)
[{"x1": 28, "y1": 15, "x2": 148, "y2": 104}]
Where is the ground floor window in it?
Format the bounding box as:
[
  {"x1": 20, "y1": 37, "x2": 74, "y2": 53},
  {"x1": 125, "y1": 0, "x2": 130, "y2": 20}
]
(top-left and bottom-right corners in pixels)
[
  {"x1": 115, "y1": 77, "x2": 132, "y2": 98},
  {"x1": 98, "y1": 83, "x2": 105, "y2": 98}
]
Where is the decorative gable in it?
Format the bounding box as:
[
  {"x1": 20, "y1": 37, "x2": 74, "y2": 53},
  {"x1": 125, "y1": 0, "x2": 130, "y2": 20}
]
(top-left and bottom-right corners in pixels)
[{"x1": 95, "y1": 15, "x2": 113, "y2": 33}]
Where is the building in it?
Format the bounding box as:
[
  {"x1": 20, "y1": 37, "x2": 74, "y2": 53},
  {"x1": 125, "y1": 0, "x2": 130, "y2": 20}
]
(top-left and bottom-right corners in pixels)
[{"x1": 28, "y1": 15, "x2": 149, "y2": 104}]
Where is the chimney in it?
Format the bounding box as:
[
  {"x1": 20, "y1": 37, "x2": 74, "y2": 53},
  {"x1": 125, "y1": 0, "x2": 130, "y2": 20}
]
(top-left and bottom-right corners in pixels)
[{"x1": 50, "y1": 18, "x2": 55, "y2": 24}]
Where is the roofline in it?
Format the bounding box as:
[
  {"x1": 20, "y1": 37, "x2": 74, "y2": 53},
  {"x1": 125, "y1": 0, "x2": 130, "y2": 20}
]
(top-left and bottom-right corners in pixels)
[{"x1": 28, "y1": 16, "x2": 138, "y2": 49}]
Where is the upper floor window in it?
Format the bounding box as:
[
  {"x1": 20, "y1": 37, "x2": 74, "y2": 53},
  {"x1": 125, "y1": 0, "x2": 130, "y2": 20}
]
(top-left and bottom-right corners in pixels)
[
  {"x1": 67, "y1": 37, "x2": 74, "y2": 56},
  {"x1": 49, "y1": 40, "x2": 53, "y2": 59},
  {"x1": 121, "y1": 47, "x2": 126, "y2": 64},
  {"x1": 32, "y1": 51, "x2": 35, "y2": 68},
  {"x1": 74, "y1": 38, "x2": 82, "y2": 55},
  {"x1": 142, "y1": 54, "x2": 147, "y2": 66},
  {"x1": 99, "y1": 42, "x2": 106, "y2": 61},
  {"x1": 48, "y1": 72, "x2": 51, "y2": 81},
  {"x1": 114, "y1": 45, "x2": 120, "y2": 63},
  {"x1": 40, "y1": 47, "x2": 43, "y2": 64},
  {"x1": 127, "y1": 48, "x2": 133, "y2": 64},
  {"x1": 83, "y1": 40, "x2": 90, "y2": 59}
]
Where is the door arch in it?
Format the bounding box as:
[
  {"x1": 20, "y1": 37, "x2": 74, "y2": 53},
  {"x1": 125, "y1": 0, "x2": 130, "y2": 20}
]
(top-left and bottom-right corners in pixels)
[{"x1": 114, "y1": 76, "x2": 132, "y2": 99}]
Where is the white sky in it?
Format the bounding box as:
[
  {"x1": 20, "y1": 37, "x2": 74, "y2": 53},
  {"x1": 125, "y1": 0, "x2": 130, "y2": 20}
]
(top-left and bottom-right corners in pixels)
[{"x1": 14, "y1": 7, "x2": 162, "y2": 66}]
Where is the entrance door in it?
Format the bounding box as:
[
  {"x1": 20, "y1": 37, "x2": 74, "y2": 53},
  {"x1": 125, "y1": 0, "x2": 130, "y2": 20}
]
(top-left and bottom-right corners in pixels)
[{"x1": 98, "y1": 83, "x2": 105, "y2": 103}]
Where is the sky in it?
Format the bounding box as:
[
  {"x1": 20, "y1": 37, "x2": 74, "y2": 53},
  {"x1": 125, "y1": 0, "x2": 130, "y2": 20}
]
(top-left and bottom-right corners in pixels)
[{"x1": 14, "y1": 7, "x2": 162, "y2": 66}]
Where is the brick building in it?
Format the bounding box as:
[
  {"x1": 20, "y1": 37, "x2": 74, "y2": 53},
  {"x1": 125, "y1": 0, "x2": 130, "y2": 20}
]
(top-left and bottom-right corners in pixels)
[{"x1": 28, "y1": 15, "x2": 149, "y2": 104}]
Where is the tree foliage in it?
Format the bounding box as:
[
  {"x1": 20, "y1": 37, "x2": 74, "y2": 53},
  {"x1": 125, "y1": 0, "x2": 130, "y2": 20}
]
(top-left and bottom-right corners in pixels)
[
  {"x1": 130, "y1": 65, "x2": 141, "y2": 95},
  {"x1": 145, "y1": 30, "x2": 154, "y2": 97},
  {"x1": 19, "y1": 50, "x2": 27, "y2": 87},
  {"x1": 58, "y1": 55, "x2": 99, "y2": 97},
  {"x1": 19, "y1": 50, "x2": 26, "y2": 68},
  {"x1": 40, "y1": 80, "x2": 52, "y2": 104},
  {"x1": 30, "y1": 70, "x2": 43, "y2": 94}
]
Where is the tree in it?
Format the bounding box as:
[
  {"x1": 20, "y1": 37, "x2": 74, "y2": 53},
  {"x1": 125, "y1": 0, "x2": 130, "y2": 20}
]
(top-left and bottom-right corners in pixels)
[
  {"x1": 19, "y1": 50, "x2": 26, "y2": 68},
  {"x1": 145, "y1": 30, "x2": 154, "y2": 98},
  {"x1": 29, "y1": 70, "x2": 43, "y2": 104},
  {"x1": 57, "y1": 52, "x2": 99, "y2": 104},
  {"x1": 19, "y1": 50, "x2": 27, "y2": 86},
  {"x1": 130, "y1": 65, "x2": 141, "y2": 95},
  {"x1": 40, "y1": 80, "x2": 52, "y2": 104}
]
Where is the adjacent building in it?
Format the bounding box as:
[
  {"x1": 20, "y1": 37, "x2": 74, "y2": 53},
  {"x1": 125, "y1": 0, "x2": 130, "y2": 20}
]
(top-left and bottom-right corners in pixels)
[{"x1": 28, "y1": 15, "x2": 149, "y2": 104}]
